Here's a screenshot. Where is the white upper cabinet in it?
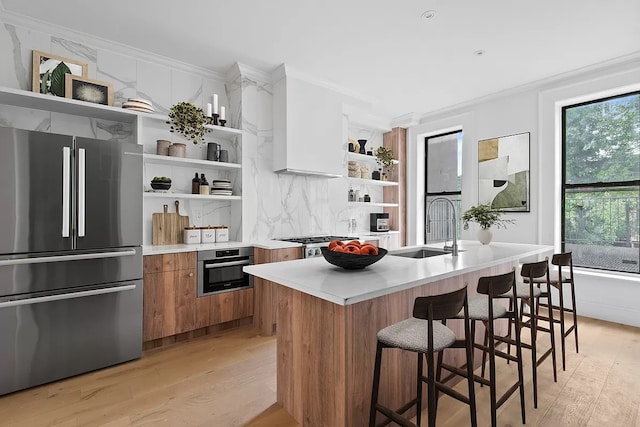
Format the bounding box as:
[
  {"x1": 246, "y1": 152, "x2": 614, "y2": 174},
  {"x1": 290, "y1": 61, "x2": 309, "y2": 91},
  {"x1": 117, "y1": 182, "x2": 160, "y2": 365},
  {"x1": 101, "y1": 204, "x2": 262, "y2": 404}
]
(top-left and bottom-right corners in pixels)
[{"x1": 272, "y1": 66, "x2": 347, "y2": 178}]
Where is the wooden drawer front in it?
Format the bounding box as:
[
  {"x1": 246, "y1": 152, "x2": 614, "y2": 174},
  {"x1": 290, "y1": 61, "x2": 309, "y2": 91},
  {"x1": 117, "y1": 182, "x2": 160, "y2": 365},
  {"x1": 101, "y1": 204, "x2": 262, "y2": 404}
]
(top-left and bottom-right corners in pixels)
[
  {"x1": 195, "y1": 288, "x2": 254, "y2": 328},
  {"x1": 254, "y1": 247, "x2": 303, "y2": 265},
  {"x1": 143, "y1": 252, "x2": 196, "y2": 273},
  {"x1": 272, "y1": 247, "x2": 303, "y2": 263}
]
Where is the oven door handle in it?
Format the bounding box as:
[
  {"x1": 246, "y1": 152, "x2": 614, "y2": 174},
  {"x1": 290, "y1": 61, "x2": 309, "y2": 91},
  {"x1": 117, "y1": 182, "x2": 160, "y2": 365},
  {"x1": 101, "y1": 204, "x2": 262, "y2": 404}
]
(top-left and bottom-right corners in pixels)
[{"x1": 204, "y1": 260, "x2": 251, "y2": 269}]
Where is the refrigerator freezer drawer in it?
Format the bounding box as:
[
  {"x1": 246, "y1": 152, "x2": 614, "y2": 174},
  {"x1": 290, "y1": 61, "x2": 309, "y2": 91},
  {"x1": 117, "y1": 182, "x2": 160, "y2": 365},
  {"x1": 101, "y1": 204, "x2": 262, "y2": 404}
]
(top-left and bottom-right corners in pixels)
[
  {"x1": 0, "y1": 280, "x2": 142, "y2": 396},
  {"x1": 0, "y1": 247, "x2": 142, "y2": 297}
]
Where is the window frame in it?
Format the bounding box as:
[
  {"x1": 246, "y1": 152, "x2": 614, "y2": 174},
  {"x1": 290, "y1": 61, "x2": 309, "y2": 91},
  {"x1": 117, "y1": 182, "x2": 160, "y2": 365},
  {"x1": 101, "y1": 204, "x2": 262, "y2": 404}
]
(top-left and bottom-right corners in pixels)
[
  {"x1": 561, "y1": 90, "x2": 640, "y2": 273},
  {"x1": 425, "y1": 130, "x2": 463, "y2": 243}
]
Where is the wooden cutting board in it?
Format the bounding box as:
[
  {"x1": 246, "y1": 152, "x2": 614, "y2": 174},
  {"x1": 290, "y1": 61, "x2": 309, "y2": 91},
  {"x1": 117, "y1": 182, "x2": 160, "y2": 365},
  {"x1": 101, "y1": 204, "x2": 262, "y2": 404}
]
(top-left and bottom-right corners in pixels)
[{"x1": 152, "y1": 201, "x2": 191, "y2": 245}]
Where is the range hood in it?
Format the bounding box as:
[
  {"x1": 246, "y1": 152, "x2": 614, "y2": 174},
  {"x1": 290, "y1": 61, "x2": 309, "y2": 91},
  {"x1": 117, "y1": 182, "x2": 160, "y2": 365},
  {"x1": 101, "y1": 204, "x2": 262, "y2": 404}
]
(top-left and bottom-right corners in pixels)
[{"x1": 272, "y1": 65, "x2": 345, "y2": 178}]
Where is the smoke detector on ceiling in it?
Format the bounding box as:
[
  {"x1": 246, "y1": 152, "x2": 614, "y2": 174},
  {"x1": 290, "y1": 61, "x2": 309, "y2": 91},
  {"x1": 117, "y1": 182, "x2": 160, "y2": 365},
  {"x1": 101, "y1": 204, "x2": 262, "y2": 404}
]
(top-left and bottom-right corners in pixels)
[{"x1": 421, "y1": 10, "x2": 436, "y2": 20}]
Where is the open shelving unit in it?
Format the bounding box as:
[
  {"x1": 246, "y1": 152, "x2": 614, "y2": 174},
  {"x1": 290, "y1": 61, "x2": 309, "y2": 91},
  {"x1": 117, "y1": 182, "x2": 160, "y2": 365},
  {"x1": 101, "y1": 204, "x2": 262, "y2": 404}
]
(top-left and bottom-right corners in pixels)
[
  {"x1": 143, "y1": 153, "x2": 241, "y2": 170},
  {"x1": 347, "y1": 151, "x2": 399, "y2": 165},
  {"x1": 348, "y1": 201, "x2": 399, "y2": 208},
  {"x1": 345, "y1": 177, "x2": 398, "y2": 187},
  {"x1": 143, "y1": 192, "x2": 241, "y2": 201}
]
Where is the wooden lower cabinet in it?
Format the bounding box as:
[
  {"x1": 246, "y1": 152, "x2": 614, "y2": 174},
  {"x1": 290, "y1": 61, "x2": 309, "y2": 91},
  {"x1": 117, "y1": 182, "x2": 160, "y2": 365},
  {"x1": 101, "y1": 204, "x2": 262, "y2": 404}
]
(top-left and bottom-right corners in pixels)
[
  {"x1": 253, "y1": 246, "x2": 303, "y2": 336},
  {"x1": 143, "y1": 253, "x2": 197, "y2": 342},
  {"x1": 143, "y1": 252, "x2": 253, "y2": 343}
]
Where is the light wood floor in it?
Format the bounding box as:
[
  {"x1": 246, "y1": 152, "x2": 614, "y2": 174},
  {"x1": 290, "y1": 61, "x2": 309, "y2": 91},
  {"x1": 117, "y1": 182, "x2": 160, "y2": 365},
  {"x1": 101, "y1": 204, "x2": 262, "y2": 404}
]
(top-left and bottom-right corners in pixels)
[{"x1": 1, "y1": 315, "x2": 639, "y2": 426}]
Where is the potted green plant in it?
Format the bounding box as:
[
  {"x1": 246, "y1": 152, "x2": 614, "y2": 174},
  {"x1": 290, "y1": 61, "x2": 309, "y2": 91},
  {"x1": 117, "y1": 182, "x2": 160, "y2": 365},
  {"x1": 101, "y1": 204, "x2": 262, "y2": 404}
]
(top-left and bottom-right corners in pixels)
[
  {"x1": 167, "y1": 102, "x2": 210, "y2": 144},
  {"x1": 375, "y1": 146, "x2": 395, "y2": 179},
  {"x1": 461, "y1": 204, "x2": 514, "y2": 244}
]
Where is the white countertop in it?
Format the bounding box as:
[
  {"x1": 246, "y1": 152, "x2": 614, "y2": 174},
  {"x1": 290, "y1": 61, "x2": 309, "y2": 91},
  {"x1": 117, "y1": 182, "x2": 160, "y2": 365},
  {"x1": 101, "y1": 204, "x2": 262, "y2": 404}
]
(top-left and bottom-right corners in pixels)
[
  {"x1": 243, "y1": 241, "x2": 553, "y2": 306},
  {"x1": 142, "y1": 239, "x2": 302, "y2": 255}
]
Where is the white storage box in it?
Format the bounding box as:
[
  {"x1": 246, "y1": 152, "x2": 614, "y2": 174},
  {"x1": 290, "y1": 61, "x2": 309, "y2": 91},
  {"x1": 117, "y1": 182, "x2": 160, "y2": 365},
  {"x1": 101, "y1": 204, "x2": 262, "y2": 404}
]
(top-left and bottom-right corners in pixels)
[
  {"x1": 183, "y1": 228, "x2": 201, "y2": 244},
  {"x1": 201, "y1": 228, "x2": 216, "y2": 243},
  {"x1": 215, "y1": 227, "x2": 229, "y2": 242}
]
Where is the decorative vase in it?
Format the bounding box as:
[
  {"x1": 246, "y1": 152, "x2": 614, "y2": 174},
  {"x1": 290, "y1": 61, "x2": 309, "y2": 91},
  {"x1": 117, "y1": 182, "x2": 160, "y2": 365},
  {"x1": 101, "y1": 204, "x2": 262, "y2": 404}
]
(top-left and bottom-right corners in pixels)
[
  {"x1": 478, "y1": 228, "x2": 492, "y2": 245},
  {"x1": 357, "y1": 139, "x2": 367, "y2": 154}
]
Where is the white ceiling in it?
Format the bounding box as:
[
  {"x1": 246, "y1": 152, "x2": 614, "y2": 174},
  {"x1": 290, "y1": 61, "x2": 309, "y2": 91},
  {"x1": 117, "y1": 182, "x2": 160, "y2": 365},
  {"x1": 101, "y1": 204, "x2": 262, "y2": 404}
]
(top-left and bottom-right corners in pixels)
[{"x1": 3, "y1": 0, "x2": 639, "y2": 117}]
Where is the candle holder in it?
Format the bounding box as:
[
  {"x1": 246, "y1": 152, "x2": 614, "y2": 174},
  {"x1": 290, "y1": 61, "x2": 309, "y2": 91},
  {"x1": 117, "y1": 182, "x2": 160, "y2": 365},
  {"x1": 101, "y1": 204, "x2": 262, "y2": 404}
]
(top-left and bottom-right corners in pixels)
[
  {"x1": 212, "y1": 113, "x2": 219, "y2": 126},
  {"x1": 219, "y1": 119, "x2": 226, "y2": 127}
]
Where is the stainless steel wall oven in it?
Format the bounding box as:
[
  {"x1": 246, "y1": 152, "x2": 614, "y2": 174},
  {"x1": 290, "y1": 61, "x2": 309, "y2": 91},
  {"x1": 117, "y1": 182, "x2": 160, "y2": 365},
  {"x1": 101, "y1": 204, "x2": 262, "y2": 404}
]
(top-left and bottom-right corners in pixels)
[{"x1": 197, "y1": 247, "x2": 254, "y2": 296}]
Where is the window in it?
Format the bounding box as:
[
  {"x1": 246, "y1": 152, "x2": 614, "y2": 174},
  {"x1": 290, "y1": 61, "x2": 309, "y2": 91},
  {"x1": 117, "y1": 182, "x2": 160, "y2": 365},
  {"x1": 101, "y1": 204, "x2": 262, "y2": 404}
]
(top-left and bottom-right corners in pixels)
[
  {"x1": 562, "y1": 91, "x2": 640, "y2": 273},
  {"x1": 425, "y1": 130, "x2": 463, "y2": 242}
]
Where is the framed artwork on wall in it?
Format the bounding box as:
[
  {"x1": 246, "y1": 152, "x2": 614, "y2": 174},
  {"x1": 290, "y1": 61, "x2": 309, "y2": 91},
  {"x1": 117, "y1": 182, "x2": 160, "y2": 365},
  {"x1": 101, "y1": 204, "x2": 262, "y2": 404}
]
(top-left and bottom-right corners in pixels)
[
  {"x1": 477, "y1": 132, "x2": 530, "y2": 212},
  {"x1": 32, "y1": 50, "x2": 88, "y2": 96},
  {"x1": 64, "y1": 74, "x2": 114, "y2": 106}
]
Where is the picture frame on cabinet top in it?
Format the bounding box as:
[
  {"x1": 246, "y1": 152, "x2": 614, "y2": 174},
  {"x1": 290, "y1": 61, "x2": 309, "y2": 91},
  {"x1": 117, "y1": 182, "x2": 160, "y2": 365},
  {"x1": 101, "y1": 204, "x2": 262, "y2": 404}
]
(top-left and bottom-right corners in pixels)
[
  {"x1": 32, "y1": 50, "x2": 88, "y2": 96},
  {"x1": 64, "y1": 74, "x2": 114, "y2": 106}
]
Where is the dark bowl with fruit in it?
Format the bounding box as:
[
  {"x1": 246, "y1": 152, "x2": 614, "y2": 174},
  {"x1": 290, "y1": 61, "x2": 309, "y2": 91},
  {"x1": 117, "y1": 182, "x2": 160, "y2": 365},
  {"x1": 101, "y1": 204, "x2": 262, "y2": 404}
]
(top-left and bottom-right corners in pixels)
[
  {"x1": 321, "y1": 246, "x2": 387, "y2": 270},
  {"x1": 151, "y1": 177, "x2": 172, "y2": 190}
]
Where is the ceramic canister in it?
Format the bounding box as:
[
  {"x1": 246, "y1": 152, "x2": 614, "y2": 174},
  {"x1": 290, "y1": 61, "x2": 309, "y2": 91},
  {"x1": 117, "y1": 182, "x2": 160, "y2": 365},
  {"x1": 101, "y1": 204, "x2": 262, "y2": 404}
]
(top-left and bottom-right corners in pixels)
[
  {"x1": 215, "y1": 227, "x2": 229, "y2": 242},
  {"x1": 183, "y1": 228, "x2": 201, "y2": 244},
  {"x1": 201, "y1": 228, "x2": 216, "y2": 243},
  {"x1": 169, "y1": 143, "x2": 186, "y2": 157},
  {"x1": 156, "y1": 140, "x2": 171, "y2": 155},
  {"x1": 206, "y1": 143, "x2": 220, "y2": 161}
]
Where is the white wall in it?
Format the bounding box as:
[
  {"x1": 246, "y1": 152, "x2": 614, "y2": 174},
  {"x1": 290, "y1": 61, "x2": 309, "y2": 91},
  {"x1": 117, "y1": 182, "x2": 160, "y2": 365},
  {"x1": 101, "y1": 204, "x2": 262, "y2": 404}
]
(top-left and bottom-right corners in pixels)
[{"x1": 408, "y1": 54, "x2": 640, "y2": 327}]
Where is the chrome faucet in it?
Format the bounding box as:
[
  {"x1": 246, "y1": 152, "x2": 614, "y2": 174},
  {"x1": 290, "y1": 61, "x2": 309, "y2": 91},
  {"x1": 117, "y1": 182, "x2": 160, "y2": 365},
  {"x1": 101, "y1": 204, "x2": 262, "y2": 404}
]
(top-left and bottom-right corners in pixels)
[{"x1": 426, "y1": 197, "x2": 459, "y2": 256}]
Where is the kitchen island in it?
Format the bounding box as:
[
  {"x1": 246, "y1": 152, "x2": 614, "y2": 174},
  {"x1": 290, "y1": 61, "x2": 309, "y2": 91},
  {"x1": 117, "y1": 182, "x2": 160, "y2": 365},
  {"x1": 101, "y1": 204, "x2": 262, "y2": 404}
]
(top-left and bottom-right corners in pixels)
[{"x1": 244, "y1": 241, "x2": 552, "y2": 426}]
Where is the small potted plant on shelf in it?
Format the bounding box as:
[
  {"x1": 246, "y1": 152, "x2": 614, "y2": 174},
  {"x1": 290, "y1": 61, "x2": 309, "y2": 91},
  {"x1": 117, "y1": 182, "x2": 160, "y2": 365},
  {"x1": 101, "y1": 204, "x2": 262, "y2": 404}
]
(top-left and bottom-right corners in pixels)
[
  {"x1": 167, "y1": 102, "x2": 210, "y2": 144},
  {"x1": 375, "y1": 146, "x2": 395, "y2": 180},
  {"x1": 461, "y1": 204, "x2": 515, "y2": 245}
]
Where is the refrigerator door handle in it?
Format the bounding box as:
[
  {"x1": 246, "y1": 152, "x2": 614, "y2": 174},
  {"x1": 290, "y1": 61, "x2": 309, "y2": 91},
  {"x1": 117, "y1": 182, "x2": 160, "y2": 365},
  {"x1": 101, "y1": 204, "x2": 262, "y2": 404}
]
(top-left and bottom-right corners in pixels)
[
  {"x1": 0, "y1": 284, "x2": 136, "y2": 309},
  {"x1": 78, "y1": 148, "x2": 86, "y2": 237},
  {"x1": 62, "y1": 146, "x2": 71, "y2": 238},
  {"x1": 0, "y1": 249, "x2": 137, "y2": 266}
]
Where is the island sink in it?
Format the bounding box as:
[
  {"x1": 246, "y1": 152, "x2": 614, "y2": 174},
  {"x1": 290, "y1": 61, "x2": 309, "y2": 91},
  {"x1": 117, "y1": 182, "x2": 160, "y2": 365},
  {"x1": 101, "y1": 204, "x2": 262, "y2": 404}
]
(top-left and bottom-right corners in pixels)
[{"x1": 389, "y1": 247, "x2": 464, "y2": 259}]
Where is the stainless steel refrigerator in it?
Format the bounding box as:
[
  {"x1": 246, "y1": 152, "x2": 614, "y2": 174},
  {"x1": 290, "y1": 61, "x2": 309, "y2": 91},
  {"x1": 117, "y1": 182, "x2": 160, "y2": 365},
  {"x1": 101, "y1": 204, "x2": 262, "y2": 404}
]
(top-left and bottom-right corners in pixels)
[{"x1": 0, "y1": 126, "x2": 143, "y2": 396}]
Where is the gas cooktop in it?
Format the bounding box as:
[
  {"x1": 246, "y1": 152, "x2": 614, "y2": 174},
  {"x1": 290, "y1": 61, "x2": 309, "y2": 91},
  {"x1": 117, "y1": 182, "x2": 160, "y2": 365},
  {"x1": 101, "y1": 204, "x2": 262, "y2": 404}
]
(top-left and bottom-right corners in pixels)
[
  {"x1": 276, "y1": 235, "x2": 357, "y2": 258},
  {"x1": 277, "y1": 235, "x2": 354, "y2": 245}
]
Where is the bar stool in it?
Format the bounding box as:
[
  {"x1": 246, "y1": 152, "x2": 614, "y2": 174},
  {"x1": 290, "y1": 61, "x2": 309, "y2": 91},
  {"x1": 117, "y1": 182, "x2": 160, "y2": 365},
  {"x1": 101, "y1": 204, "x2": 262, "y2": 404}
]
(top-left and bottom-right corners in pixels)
[
  {"x1": 504, "y1": 259, "x2": 557, "y2": 408},
  {"x1": 442, "y1": 270, "x2": 526, "y2": 427},
  {"x1": 369, "y1": 286, "x2": 477, "y2": 427},
  {"x1": 527, "y1": 252, "x2": 578, "y2": 370}
]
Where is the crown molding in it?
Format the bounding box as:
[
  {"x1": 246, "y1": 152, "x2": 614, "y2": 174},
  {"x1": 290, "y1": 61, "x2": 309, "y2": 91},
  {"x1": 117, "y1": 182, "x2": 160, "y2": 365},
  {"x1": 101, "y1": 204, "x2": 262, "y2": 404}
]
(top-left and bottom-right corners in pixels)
[
  {"x1": 270, "y1": 63, "x2": 378, "y2": 107},
  {"x1": 342, "y1": 104, "x2": 392, "y2": 132},
  {"x1": 226, "y1": 62, "x2": 271, "y2": 84},
  {"x1": 390, "y1": 112, "x2": 419, "y2": 128},
  {"x1": 417, "y1": 50, "x2": 640, "y2": 122},
  {"x1": 0, "y1": 5, "x2": 225, "y2": 81}
]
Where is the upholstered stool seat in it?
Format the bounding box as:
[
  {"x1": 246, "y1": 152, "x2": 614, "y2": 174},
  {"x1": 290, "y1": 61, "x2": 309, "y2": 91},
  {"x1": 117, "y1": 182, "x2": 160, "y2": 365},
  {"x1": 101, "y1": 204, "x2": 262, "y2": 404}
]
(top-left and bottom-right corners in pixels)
[
  {"x1": 501, "y1": 281, "x2": 542, "y2": 298},
  {"x1": 377, "y1": 318, "x2": 456, "y2": 353},
  {"x1": 458, "y1": 295, "x2": 507, "y2": 320},
  {"x1": 526, "y1": 272, "x2": 570, "y2": 284}
]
